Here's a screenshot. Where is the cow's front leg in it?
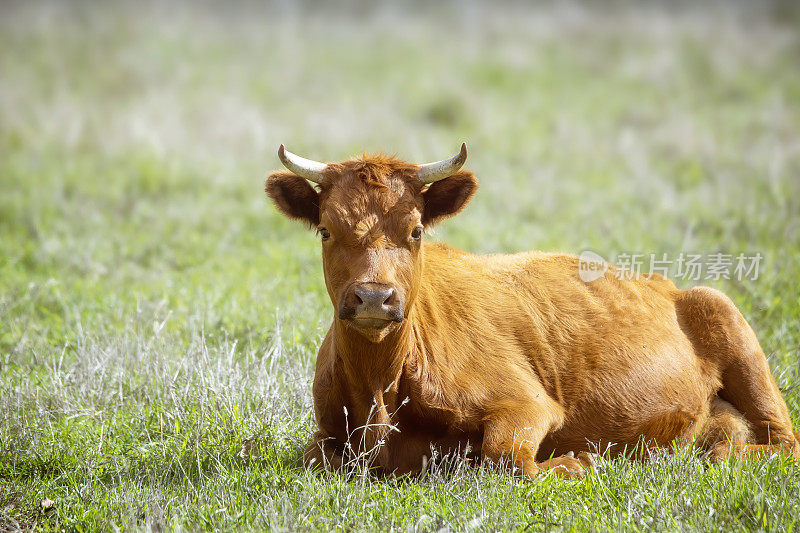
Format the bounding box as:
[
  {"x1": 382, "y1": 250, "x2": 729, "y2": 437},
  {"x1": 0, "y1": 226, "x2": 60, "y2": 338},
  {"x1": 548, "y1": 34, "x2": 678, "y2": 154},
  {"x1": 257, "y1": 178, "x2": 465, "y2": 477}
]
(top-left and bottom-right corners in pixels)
[
  {"x1": 482, "y1": 401, "x2": 590, "y2": 480},
  {"x1": 303, "y1": 431, "x2": 344, "y2": 471}
]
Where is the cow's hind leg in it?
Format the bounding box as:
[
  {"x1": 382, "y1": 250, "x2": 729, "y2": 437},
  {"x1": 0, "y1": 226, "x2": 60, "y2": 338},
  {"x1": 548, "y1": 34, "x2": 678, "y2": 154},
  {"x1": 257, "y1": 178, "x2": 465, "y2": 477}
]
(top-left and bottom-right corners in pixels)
[
  {"x1": 693, "y1": 397, "x2": 778, "y2": 460},
  {"x1": 695, "y1": 397, "x2": 799, "y2": 460},
  {"x1": 677, "y1": 287, "x2": 799, "y2": 457}
]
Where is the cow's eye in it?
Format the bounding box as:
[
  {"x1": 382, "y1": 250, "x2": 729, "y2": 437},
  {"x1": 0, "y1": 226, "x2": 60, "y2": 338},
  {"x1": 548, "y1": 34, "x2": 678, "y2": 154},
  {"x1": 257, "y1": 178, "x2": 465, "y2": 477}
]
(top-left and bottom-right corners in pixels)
[
  {"x1": 319, "y1": 228, "x2": 330, "y2": 241},
  {"x1": 411, "y1": 227, "x2": 423, "y2": 240}
]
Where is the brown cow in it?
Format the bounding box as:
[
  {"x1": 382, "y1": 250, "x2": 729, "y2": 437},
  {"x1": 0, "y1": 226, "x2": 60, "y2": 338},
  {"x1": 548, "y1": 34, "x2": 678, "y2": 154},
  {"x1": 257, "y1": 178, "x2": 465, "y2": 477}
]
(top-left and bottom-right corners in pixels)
[{"x1": 265, "y1": 144, "x2": 800, "y2": 479}]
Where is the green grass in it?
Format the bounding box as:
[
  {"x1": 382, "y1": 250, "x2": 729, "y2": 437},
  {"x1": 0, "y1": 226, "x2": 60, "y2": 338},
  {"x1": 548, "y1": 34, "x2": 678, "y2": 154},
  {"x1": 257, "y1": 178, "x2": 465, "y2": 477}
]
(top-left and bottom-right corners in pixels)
[{"x1": 2, "y1": 1, "x2": 800, "y2": 530}]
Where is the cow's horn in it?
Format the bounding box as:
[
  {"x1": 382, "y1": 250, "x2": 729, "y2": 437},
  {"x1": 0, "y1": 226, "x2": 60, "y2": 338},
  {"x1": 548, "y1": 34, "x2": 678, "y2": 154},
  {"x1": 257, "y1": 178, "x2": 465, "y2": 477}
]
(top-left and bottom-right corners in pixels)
[
  {"x1": 417, "y1": 143, "x2": 467, "y2": 184},
  {"x1": 278, "y1": 145, "x2": 327, "y2": 184}
]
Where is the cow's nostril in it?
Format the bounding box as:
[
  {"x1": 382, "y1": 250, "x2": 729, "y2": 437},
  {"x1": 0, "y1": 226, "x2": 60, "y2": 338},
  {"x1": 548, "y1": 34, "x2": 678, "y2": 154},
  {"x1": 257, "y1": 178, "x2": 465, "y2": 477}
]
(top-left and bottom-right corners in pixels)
[
  {"x1": 354, "y1": 294, "x2": 363, "y2": 305},
  {"x1": 383, "y1": 289, "x2": 397, "y2": 306},
  {"x1": 374, "y1": 289, "x2": 393, "y2": 306}
]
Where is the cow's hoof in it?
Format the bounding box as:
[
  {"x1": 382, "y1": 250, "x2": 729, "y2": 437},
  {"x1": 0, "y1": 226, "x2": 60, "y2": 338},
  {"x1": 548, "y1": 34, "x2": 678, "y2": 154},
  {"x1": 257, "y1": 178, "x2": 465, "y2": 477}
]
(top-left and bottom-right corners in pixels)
[
  {"x1": 545, "y1": 455, "x2": 586, "y2": 479},
  {"x1": 577, "y1": 451, "x2": 599, "y2": 470},
  {"x1": 706, "y1": 442, "x2": 733, "y2": 463}
]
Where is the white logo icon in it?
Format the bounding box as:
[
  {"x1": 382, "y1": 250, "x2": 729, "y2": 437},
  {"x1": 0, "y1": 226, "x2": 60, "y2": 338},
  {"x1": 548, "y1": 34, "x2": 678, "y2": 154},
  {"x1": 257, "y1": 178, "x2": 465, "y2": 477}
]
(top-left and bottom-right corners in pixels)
[{"x1": 578, "y1": 250, "x2": 608, "y2": 283}]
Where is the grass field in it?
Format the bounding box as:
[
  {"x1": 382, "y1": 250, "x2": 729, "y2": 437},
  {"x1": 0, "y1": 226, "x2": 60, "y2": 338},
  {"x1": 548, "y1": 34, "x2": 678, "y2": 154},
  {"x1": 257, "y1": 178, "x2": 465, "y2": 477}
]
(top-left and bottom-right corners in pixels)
[{"x1": 2, "y1": 1, "x2": 800, "y2": 530}]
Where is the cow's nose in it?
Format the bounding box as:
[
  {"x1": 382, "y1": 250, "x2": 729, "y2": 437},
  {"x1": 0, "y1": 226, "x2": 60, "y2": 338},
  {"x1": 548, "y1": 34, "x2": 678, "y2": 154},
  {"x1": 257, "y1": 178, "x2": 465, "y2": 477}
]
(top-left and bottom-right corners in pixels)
[
  {"x1": 354, "y1": 285, "x2": 394, "y2": 310},
  {"x1": 338, "y1": 282, "x2": 404, "y2": 324}
]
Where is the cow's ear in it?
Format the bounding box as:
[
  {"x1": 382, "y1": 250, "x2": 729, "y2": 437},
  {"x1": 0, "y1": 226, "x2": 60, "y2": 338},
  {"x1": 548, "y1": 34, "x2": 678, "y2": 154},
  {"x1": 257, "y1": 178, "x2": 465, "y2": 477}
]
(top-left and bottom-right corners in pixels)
[
  {"x1": 421, "y1": 170, "x2": 478, "y2": 226},
  {"x1": 265, "y1": 171, "x2": 320, "y2": 227}
]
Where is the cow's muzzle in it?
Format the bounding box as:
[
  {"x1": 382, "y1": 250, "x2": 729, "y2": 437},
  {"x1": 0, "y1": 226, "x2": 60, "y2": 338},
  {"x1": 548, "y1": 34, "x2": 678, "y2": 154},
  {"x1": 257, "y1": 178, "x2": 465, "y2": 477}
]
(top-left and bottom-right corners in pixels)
[{"x1": 338, "y1": 282, "x2": 404, "y2": 327}]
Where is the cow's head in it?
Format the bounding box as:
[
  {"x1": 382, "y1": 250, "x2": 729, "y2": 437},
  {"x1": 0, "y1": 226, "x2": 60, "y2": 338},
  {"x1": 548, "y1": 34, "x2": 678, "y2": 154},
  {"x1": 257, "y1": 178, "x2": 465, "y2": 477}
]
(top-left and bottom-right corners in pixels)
[{"x1": 266, "y1": 144, "x2": 477, "y2": 342}]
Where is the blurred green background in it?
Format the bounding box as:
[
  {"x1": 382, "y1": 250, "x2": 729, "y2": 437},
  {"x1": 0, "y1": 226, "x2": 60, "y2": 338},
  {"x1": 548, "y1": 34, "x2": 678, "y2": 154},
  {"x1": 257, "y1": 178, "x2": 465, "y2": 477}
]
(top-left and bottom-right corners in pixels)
[{"x1": 2, "y1": 1, "x2": 799, "y2": 530}]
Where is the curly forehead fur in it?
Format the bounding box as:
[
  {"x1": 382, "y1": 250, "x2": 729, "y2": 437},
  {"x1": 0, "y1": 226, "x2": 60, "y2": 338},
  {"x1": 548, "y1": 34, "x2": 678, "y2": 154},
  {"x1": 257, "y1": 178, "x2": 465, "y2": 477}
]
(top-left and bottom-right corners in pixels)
[
  {"x1": 323, "y1": 153, "x2": 422, "y2": 189},
  {"x1": 318, "y1": 154, "x2": 425, "y2": 230}
]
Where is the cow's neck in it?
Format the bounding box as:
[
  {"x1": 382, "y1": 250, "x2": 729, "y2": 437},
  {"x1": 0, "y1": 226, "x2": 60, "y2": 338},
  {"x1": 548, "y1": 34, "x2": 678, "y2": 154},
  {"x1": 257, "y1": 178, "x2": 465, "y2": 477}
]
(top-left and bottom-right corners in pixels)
[
  {"x1": 332, "y1": 317, "x2": 420, "y2": 459},
  {"x1": 333, "y1": 318, "x2": 415, "y2": 386},
  {"x1": 333, "y1": 317, "x2": 417, "y2": 409}
]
